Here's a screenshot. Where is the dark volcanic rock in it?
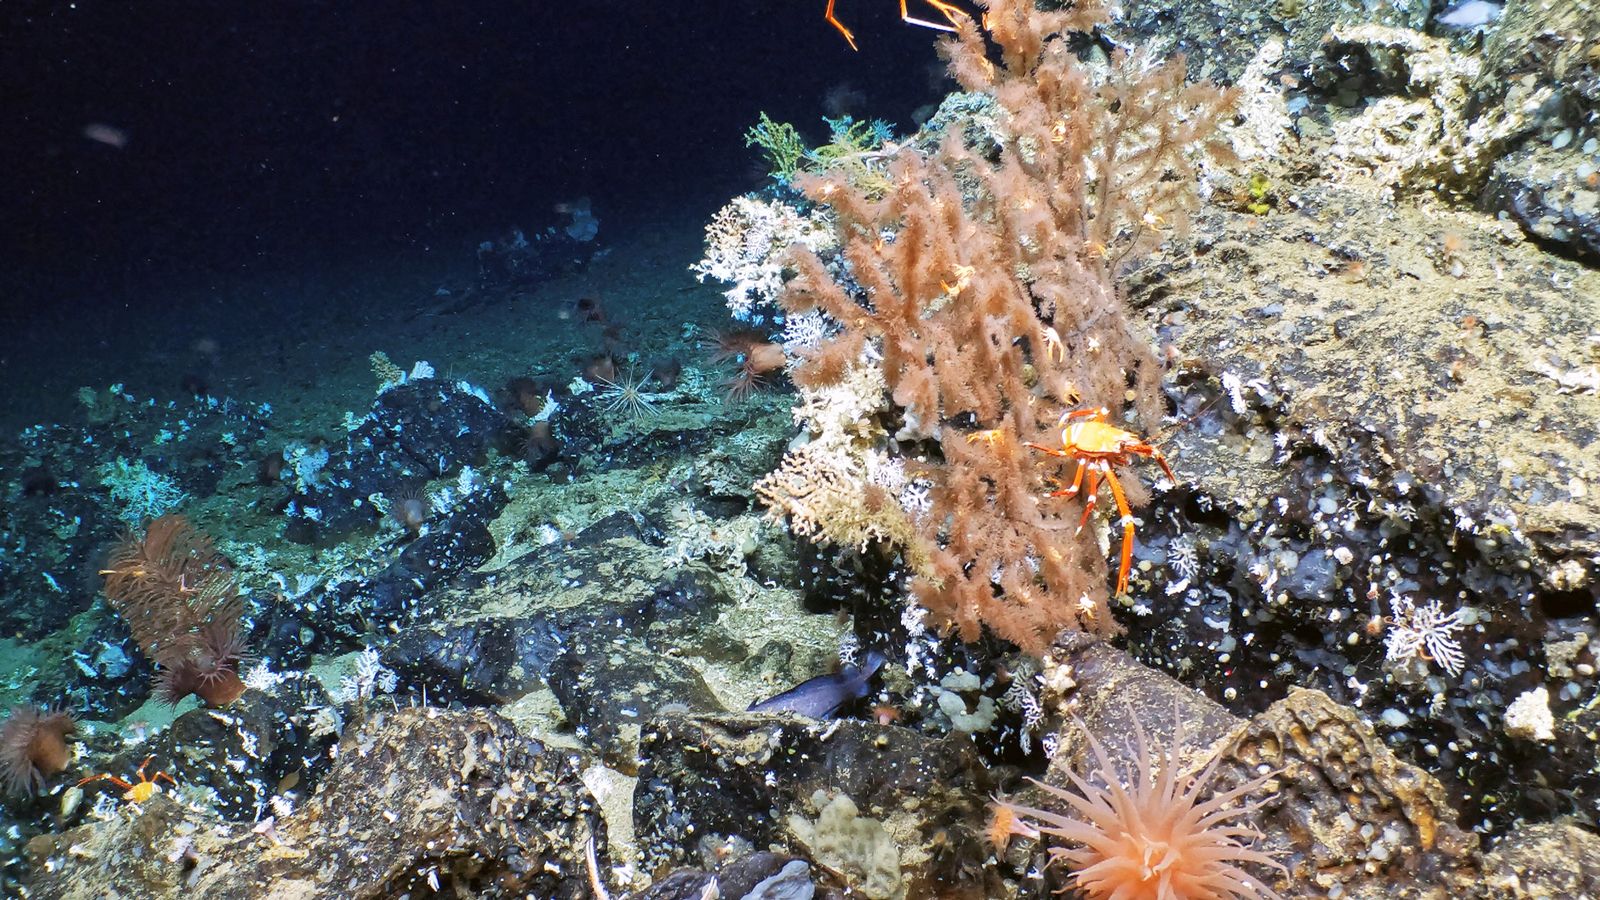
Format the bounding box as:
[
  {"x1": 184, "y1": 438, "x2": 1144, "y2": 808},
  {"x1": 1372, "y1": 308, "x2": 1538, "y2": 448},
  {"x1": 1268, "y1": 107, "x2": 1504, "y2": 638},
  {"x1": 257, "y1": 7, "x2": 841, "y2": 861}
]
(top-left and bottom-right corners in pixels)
[
  {"x1": 25, "y1": 707, "x2": 603, "y2": 900},
  {"x1": 548, "y1": 639, "x2": 727, "y2": 772},
  {"x1": 0, "y1": 392, "x2": 270, "y2": 640},
  {"x1": 389, "y1": 614, "x2": 567, "y2": 704},
  {"x1": 94, "y1": 674, "x2": 326, "y2": 821},
  {"x1": 283, "y1": 375, "x2": 516, "y2": 542},
  {"x1": 634, "y1": 712, "x2": 1000, "y2": 899},
  {"x1": 385, "y1": 506, "x2": 739, "y2": 704},
  {"x1": 285, "y1": 483, "x2": 509, "y2": 649},
  {"x1": 1483, "y1": 143, "x2": 1600, "y2": 262}
]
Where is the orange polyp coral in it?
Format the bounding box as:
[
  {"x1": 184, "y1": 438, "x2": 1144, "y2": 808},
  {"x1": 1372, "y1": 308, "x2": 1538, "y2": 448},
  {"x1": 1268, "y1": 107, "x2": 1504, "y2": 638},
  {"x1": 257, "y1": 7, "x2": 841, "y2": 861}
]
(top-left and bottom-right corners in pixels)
[
  {"x1": 1001, "y1": 716, "x2": 1286, "y2": 899},
  {"x1": 987, "y1": 797, "x2": 1036, "y2": 852},
  {"x1": 709, "y1": 328, "x2": 788, "y2": 401}
]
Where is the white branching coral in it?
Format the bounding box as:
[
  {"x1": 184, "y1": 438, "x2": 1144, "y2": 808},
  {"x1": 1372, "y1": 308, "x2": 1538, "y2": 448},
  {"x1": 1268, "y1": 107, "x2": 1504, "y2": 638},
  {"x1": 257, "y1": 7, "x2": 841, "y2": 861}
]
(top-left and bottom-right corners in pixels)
[
  {"x1": 691, "y1": 195, "x2": 836, "y2": 321},
  {"x1": 754, "y1": 442, "x2": 915, "y2": 554},
  {"x1": 242, "y1": 662, "x2": 287, "y2": 694},
  {"x1": 335, "y1": 647, "x2": 398, "y2": 704},
  {"x1": 752, "y1": 344, "x2": 935, "y2": 565},
  {"x1": 789, "y1": 360, "x2": 889, "y2": 442},
  {"x1": 1384, "y1": 593, "x2": 1467, "y2": 675},
  {"x1": 782, "y1": 308, "x2": 836, "y2": 355},
  {"x1": 1166, "y1": 535, "x2": 1199, "y2": 580},
  {"x1": 308, "y1": 704, "x2": 343, "y2": 739}
]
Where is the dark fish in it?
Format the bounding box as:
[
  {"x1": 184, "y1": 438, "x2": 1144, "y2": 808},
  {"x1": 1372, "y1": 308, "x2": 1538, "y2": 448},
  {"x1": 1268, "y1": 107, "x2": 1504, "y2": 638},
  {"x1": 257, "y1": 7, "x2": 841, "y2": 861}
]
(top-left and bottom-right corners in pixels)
[{"x1": 749, "y1": 651, "x2": 886, "y2": 719}]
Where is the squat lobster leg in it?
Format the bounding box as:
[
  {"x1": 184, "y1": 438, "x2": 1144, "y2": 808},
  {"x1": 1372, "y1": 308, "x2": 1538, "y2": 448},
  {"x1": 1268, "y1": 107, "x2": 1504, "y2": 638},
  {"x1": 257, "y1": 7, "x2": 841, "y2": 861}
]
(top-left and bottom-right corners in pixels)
[
  {"x1": 1099, "y1": 462, "x2": 1137, "y2": 597},
  {"x1": 824, "y1": 0, "x2": 965, "y2": 51}
]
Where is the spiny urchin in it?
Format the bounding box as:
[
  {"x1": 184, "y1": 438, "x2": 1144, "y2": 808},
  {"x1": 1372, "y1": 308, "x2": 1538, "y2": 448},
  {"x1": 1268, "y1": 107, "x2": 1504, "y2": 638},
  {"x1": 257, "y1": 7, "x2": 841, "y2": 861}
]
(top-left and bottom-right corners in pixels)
[{"x1": 593, "y1": 365, "x2": 659, "y2": 421}]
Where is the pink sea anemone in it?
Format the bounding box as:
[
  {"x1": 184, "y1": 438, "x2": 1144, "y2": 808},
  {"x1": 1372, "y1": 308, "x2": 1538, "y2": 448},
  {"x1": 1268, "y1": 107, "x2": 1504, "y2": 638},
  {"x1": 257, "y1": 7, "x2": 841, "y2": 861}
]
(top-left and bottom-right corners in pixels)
[{"x1": 1000, "y1": 714, "x2": 1285, "y2": 900}]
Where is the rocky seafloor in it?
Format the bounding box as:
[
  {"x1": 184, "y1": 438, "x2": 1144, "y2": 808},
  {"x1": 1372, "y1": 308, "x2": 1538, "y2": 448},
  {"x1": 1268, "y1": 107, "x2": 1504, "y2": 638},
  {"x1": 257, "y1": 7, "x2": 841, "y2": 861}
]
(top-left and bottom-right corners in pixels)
[{"x1": 2, "y1": 0, "x2": 1599, "y2": 898}]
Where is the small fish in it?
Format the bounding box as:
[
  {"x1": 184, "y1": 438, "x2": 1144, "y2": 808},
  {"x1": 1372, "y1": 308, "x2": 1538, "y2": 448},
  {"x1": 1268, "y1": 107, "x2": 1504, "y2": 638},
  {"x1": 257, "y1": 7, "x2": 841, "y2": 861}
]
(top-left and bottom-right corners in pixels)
[
  {"x1": 1437, "y1": 1, "x2": 1502, "y2": 29},
  {"x1": 749, "y1": 650, "x2": 886, "y2": 719},
  {"x1": 82, "y1": 122, "x2": 129, "y2": 149}
]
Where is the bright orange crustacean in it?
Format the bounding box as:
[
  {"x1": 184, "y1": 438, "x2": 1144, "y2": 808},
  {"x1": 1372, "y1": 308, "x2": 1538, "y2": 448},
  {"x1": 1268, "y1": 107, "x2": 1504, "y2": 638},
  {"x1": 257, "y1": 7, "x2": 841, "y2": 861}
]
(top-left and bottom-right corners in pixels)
[
  {"x1": 77, "y1": 755, "x2": 177, "y2": 804},
  {"x1": 1024, "y1": 407, "x2": 1177, "y2": 597},
  {"x1": 822, "y1": 0, "x2": 966, "y2": 50}
]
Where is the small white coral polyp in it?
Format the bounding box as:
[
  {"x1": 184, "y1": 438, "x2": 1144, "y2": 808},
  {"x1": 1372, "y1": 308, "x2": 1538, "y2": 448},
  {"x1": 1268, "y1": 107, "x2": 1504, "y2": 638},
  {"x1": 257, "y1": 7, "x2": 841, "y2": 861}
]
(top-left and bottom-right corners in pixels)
[{"x1": 1002, "y1": 715, "x2": 1285, "y2": 900}]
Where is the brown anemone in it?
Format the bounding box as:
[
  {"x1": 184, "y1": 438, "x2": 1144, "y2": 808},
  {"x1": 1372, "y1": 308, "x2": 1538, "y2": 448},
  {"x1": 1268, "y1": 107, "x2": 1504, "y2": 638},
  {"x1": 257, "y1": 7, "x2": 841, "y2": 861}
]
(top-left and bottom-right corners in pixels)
[
  {"x1": 156, "y1": 619, "x2": 249, "y2": 707},
  {"x1": 0, "y1": 706, "x2": 76, "y2": 797}
]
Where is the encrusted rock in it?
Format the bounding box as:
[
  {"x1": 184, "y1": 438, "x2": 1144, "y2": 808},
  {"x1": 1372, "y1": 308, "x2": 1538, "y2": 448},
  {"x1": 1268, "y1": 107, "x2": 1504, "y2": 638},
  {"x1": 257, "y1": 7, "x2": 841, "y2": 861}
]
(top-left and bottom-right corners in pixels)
[
  {"x1": 1122, "y1": 174, "x2": 1600, "y2": 829},
  {"x1": 1478, "y1": 0, "x2": 1600, "y2": 116},
  {"x1": 1225, "y1": 687, "x2": 1479, "y2": 897},
  {"x1": 1484, "y1": 142, "x2": 1600, "y2": 261},
  {"x1": 1106, "y1": 0, "x2": 1431, "y2": 85},
  {"x1": 548, "y1": 639, "x2": 727, "y2": 773},
  {"x1": 24, "y1": 707, "x2": 602, "y2": 899},
  {"x1": 1036, "y1": 638, "x2": 1485, "y2": 897},
  {"x1": 1477, "y1": 822, "x2": 1600, "y2": 899},
  {"x1": 633, "y1": 712, "x2": 999, "y2": 899},
  {"x1": 1311, "y1": 24, "x2": 1520, "y2": 197}
]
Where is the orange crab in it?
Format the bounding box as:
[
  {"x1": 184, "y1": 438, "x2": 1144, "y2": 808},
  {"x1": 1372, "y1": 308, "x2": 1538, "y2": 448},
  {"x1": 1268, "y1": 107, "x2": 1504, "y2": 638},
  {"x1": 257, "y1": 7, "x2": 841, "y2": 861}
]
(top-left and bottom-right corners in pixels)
[
  {"x1": 823, "y1": 0, "x2": 966, "y2": 50},
  {"x1": 77, "y1": 756, "x2": 177, "y2": 804},
  {"x1": 1024, "y1": 407, "x2": 1177, "y2": 597}
]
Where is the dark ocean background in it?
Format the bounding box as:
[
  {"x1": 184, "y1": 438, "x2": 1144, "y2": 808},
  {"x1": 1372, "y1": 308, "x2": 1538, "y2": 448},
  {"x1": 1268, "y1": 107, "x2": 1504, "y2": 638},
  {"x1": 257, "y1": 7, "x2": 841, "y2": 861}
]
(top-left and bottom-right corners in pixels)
[{"x1": 1, "y1": 0, "x2": 945, "y2": 428}]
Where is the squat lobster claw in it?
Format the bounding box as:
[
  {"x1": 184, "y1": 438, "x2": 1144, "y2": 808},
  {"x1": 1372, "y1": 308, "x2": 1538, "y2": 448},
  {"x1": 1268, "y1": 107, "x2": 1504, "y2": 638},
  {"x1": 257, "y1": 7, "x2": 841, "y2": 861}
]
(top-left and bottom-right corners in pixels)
[
  {"x1": 1023, "y1": 407, "x2": 1177, "y2": 597},
  {"x1": 824, "y1": 0, "x2": 966, "y2": 51},
  {"x1": 78, "y1": 756, "x2": 177, "y2": 804}
]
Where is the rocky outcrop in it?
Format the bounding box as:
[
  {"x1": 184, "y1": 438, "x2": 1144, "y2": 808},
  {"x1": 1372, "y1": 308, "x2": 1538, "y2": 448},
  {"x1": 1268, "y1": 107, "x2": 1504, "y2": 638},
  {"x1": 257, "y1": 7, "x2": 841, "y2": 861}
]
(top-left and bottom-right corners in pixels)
[{"x1": 24, "y1": 708, "x2": 602, "y2": 899}]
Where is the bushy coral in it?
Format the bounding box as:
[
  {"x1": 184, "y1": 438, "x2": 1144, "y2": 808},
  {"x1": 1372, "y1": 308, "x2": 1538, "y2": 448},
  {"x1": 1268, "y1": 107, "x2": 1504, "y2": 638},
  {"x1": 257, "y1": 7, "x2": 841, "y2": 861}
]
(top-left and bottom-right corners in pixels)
[{"x1": 757, "y1": 0, "x2": 1234, "y2": 652}]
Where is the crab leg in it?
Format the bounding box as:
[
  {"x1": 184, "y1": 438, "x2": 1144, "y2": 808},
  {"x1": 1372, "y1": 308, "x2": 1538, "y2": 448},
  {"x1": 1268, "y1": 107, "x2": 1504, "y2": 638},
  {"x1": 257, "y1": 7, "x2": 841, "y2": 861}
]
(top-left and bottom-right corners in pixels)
[
  {"x1": 1077, "y1": 467, "x2": 1102, "y2": 531},
  {"x1": 1126, "y1": 442, "x2": 1178, "y2": 485},
  {"x1": 1045, "y1": 459, "x2": 1088, "y2": 500},
  {"x1": 899, "y1": 0, "x2": 962, "y2": 32},
  {"x1": 1058, "y1": 406, "x2": 1108, "y2": 425},
  {"x1": 76, "y1": 773, "x2": 134, "y2": 791},
  {"x1": 824, "y1": 0, "x2": 860, "y2": 50},
  {"x1": 1102, "y1": 465, "x2": 1136, "y2": 596}
]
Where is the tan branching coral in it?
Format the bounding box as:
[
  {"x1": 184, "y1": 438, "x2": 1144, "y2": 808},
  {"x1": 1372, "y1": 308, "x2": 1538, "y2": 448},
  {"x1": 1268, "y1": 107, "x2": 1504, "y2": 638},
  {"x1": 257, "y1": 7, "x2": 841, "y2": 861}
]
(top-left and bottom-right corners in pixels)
[{"x1": 760, "y1": 0, "x2": 1234, "y2": 653}]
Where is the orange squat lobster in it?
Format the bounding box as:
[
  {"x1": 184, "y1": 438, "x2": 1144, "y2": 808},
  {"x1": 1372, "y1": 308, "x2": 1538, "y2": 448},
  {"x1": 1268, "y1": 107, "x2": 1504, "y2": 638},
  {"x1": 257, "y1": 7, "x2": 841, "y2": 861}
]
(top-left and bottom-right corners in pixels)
[
  {"x1": 77, "y1": 756, "x2": 177, "y2": 804},
  {"x1": 1024, "y1": 408, "x2": 1177, "y2": 597},
  {"x1": 823, "y1": 0, "x2": 966, "y2": 50}
]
